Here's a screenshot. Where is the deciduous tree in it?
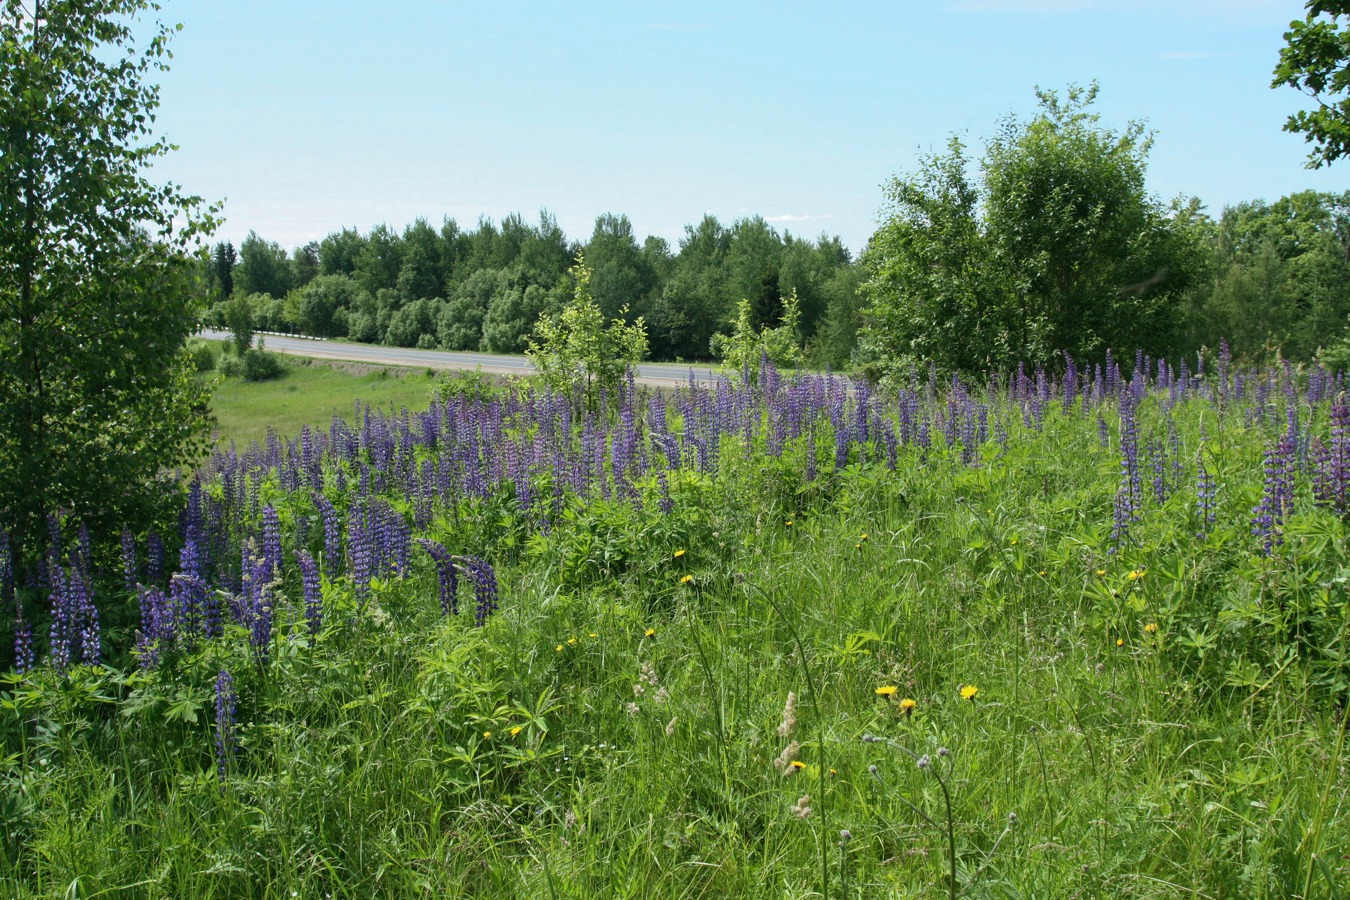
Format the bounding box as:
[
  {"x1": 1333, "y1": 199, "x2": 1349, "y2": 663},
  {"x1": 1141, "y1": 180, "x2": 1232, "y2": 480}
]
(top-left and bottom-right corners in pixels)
[
  {"x1": 0, "y1": 0, "x2": 216, "y2": 569},
  {"x1": 1274, "y1": 1, "x2": 1350, "y2": 168}
]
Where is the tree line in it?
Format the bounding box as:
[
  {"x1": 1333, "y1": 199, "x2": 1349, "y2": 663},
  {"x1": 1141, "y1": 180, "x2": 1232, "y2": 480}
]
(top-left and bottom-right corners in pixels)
[
  {"x1": 202, "y1": 212, "x2": 864, "y2": 368},
  {"x1": 202, "y1": 181, "x2": 1349, "y2": 379}
]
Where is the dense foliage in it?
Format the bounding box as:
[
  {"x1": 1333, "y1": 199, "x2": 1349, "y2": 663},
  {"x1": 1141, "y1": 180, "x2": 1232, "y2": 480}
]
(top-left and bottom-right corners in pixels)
[
  {"x1": 1274, "y1": 1, "x2": 1350, "y2": 168},
  {"x1": 197, "y1": 95, "x2": 1350, "y2": 379},
  {"x1": 859, "y1": 85, "x2": 1203, "y2": 378},
  {"x1": 4, "y1": 349, "x2": 1350, "y2": 895},
  {"x1": 0, "y1": 0, "x2": 215, "y2": 577}
]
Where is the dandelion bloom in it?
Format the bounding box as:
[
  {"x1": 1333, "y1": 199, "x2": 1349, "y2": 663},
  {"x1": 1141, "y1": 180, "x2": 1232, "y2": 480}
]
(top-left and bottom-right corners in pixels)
[
  {"x1": 899, "y1": 698, "x2": 917, "y2": 714},
  {"x1": 680, "y1": 574, "x2": 693, "y2": 584},
  {"x1": 644, "y1": 628, "x2": 655, "y2": 638},
  {"x1": 1096, "y1": 569, "x2": 1106, "y2": 576},
  {"x1": 790, "y1": 760, "x2": 807, "y2": 771},
  {"x1": 589, "y1": 632, "x2": 598, "y2": 638},
  {"x1": 1144, "y1": 623, "x2": 1158, "y2": 633},
  {"x1": 555, "y1": 644, "x2": 563, "y2": 652},
  {"x1": 1116, "y1": 638, "x2": 1124, "y2": 647},
  {"x1": 860, "y1": 533, "x2": 868, "y2": 541},
  {"x1": 567, "y1": 637, "x2": 577, "y2": 645},
  {"x1": 1127, "y1": 569, "x2": 1145, "y2": 581},
  {"x1": 483, "y1": 731, "x2": 492, "y2": 739},
  {"x1": 674, "y1": 549, "x2": 686, "y2": 558},
  {"x1": 875, "y1": 685, "x2": 898, "y2": 697},
  {"x1": 509, "y1": 726, "x2": 523, "y2": 736},
  {"x1": 960, "y1": 684, "x2": 979, "y2": 701}
]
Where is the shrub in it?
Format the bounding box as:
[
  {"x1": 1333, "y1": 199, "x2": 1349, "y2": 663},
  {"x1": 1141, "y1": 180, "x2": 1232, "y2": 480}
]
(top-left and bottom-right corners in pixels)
[{"x1": 187, "y1": 339, "x2": 216, "y2": 373}]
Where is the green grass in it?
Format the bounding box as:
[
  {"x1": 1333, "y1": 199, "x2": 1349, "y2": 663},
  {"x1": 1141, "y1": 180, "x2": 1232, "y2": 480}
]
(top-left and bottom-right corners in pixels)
[
  {"x1": 205, "y1": 354, "x2": 439, "y2": 447},
  {"x1": 5, "y1": 368, "x2": 1350, "y2": 897}
]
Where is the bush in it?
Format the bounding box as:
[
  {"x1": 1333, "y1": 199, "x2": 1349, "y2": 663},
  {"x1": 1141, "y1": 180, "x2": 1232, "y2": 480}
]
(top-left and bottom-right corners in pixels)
[
  {"x1": 242, "y1": 348, "x2": 287, "y2": 381},
  {"x1": 187, "y1": 339, "x2": 216, "y2": 372},
  {"x1": 220, "y1": 348, "x2": 287, "y2": 381}
]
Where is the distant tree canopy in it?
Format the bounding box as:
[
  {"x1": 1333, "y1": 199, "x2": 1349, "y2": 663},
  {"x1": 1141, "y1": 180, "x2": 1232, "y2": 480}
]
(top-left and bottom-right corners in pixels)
[
  {"x1": 201, "y1": 210, "x2": 857, "y2": 367},
  {"x1": 859, "y1": 84, "x2": 1204, "y2": 378},
  {"x1": 1182, "y1": 190, "x2": 1350, "y2": 361},
  {"x1": 200, "y1": 84, "x2": 1349, "y2": 376},
  {"x1": 1274, "y1": 1, "x2": 1350, "y2": 168}
]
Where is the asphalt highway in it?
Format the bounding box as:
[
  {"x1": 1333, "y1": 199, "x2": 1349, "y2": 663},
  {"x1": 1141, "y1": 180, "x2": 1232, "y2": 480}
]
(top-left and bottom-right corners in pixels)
[{"x1": 199, "y1": 330, "x2": 723, "y2": 388}]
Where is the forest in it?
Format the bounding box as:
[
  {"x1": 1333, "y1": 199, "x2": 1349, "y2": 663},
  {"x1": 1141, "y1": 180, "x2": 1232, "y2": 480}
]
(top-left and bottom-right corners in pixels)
[{"x1": 200, "y1": 185, "x2": 1350, "y2": 374}]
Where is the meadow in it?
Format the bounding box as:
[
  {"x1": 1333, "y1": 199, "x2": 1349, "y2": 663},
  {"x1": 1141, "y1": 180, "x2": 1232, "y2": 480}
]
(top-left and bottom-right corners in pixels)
[
  {"x1": 201, "y1": 342, "x2": 442, "y2": 447},
  {"x1": 3, "y1": 350, "x2": 1349, "y2": 898}
]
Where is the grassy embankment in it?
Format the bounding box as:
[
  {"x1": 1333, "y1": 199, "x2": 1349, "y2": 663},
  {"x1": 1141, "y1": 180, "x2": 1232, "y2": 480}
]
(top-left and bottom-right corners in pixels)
[{"x1": 200, "y1": 340, "x2": 442, "y2": 446}]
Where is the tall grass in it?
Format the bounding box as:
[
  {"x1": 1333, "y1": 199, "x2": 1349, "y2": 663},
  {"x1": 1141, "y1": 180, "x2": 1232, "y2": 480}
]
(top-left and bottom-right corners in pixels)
[{"x1": 3, "y1": 355, "x2": 1349, "y2": 897}]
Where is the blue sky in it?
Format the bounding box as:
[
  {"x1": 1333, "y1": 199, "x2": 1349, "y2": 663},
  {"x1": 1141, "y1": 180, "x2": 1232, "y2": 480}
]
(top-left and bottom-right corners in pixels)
[{"x1": 145, "y1": 0, "x2": 1346, "y2": 256}]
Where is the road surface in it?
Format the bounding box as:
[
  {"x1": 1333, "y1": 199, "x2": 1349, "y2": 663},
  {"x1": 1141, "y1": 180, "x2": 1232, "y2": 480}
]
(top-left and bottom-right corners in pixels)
[{"x1": 200, "y1": 330, "x2": 724, "y2": 388}]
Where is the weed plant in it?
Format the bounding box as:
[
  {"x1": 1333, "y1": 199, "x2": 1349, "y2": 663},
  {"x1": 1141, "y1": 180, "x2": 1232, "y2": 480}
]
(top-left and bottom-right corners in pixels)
[{"x1": 2, "y1": 351, "x2": 1349, "y2": 897}]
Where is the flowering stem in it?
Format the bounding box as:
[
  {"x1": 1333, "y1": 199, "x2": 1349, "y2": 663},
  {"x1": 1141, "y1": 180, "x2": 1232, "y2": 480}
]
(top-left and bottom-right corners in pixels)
[{"x1": 751, "y1": 580, "x2": 830, "y2": 898}]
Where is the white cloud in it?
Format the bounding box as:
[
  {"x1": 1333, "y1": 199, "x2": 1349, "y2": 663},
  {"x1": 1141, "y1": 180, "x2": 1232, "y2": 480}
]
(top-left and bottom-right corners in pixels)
[{"x1": 765, "y1": 213, "x2": 836, "y2": 224}]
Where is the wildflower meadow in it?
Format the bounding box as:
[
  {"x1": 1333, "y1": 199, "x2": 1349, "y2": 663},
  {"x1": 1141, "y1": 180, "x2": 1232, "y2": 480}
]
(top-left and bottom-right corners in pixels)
[{"x1": 3, "y1": 347, "x2": 1349, "y2": 897}]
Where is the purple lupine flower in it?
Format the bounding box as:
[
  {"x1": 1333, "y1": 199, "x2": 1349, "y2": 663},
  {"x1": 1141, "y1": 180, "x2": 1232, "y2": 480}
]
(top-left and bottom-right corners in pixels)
[
  {"x1": 1196, "y1": 456, "x2": 1217, "y2": 540},
  {"x1": 459, "y1": 555, "x2": 499, "y2": 626},
  {"x1": 296, "y1": 549, "x2": 323, "y2": 637},
  {"x1": 313, "y1": 492, "x2": 341, "y2": 577},
  {"x1": 416, "y1": 539, "x2": 459, "y2": 616},
  {"x1": 1146, "y1": 439, "x2": 1169, "y2": 505},
  {"x1": 48, "y1": 567, "x2": 73, "y2": 674},
  {"x1": 261, "y1": 505, "x2": 283, "y2": 582},
  {"x1": 170, "y1": 570, "x2": 210, "y2": 644},
  {"x1": 146, "y1": 531, "x2": 165, "y2": 587},
  {"x1": 68, "y1": 565, "x2": 100, "y2": 667},
  {"x1": 348, "y1": 502, "x2": 374, "y2": 601},
  {"x1": 239, "y1": 541, "x2": 274, "y2": 662},
  {"x1": 215, "y1": 670, "x2": 237, "y2": 783},
  {"x1": 136, "y1": 585, "x2": 172, "y2": 668},
  {"x1": 13, "y1": 598, "x2": 33, "y2": 675},
  {"x1": 1251, "y1": 435, "x2": 1296, "y2": 555},
  {"x1": 120, "y1": 530, "x2": 138, "y2": 594},
  {"x1": 1314, "y1": 400, "x2": 1350, "y2": 514},
  {"x1": 0, "y1": 529, "x2": 12, "y2": 604}
]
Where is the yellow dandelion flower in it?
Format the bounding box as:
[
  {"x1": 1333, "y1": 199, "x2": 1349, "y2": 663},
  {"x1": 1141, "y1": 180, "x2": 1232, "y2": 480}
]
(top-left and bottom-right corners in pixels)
[
  {"x1": 674, "y1": 548, "x2": 686, "y2": 558},
  {"x1": 855, "y1": 543, "x2": 862, "y2": 550},
  {"x1": 680, "y1": 574, "x2": 694, "y2": 584},
  {"x1": 1038, "y1": 570, "x2": 1047, "y2": 576},
  {"x1": 960, "y1": 684, "x2": 979, "y2": 701},
  {"x1": 790, "y1": 760, "x2": 807, "y2": 770},
  {"x1": 1010, "y1": 536, "x2": 1018, "y2": 545},
  {"x1": 899, "y1": 698, "x2": 917, "y2": 714},
  {"x1": 1127, "y1": 568, "x2": 1145, "y2": 581},
  {"x1": 786, "y1": 519, "x2": 795, "y2": 527},
  {"x1": 875, "y1": 685, "x2": 898, "y2": 697},
  {"x1": 860, "y1": 533, "x2": 868, "y2": 541},
  {"x1": 483, "y1": 731, "x2": 492, "y2": 739},
  {"x1": 567, "y1": 637, "x2": 577, "y2": 646},
  {"x1": 555, "y1": 644, "x2": 563, "y2": 652},
  {"x1": 644, "y1": 628, "x2": 655, "y2": 638},
  {"x1": 509, "y1": 726, "x2": 523, "y2": 736},
  {"x1": 1116, "y1": 638, "x2": 1124, "y2": 647},
  {"x1": 1144, "y1": 622, "x2": 1158, "y2": 633},
  {"x1": 589, "y1": 632, "x2": 598, "y2": 638}
]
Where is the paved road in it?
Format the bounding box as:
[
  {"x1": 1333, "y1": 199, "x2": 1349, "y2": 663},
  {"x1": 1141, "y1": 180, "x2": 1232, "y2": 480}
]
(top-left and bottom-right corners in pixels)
[{"x1": 200, "y1": 330, "x2": 724, "y2": 388}]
